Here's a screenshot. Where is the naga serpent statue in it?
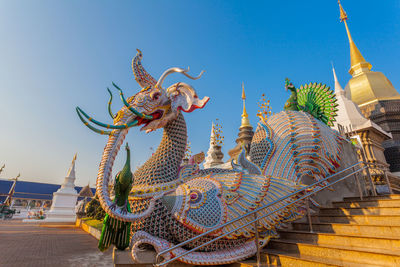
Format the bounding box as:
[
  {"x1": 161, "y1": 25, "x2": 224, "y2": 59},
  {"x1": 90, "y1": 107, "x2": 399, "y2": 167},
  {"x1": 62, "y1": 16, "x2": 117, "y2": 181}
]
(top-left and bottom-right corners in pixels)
[{"x1": 76, "y1": 50, "x2": 341, "y2": 265}]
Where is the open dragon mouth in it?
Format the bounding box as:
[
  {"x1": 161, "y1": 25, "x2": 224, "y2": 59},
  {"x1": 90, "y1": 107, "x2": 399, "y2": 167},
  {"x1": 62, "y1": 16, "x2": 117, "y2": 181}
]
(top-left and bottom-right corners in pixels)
[{"x1": 136, "y1": 110, "x2": 164, "y2": 128}]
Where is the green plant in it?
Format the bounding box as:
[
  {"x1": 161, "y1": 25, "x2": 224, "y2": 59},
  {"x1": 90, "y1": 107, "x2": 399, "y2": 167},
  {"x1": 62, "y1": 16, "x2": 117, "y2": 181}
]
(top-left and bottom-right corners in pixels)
[{"x1": 85, "y1": 197, "x2": 105, "y2": 220}]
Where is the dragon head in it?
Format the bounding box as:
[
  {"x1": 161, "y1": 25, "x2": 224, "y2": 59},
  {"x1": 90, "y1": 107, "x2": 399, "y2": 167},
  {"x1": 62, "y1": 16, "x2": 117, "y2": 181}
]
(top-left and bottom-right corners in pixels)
[{"x1": 77, "y1": 49, "x2": 209, "y2": 135}]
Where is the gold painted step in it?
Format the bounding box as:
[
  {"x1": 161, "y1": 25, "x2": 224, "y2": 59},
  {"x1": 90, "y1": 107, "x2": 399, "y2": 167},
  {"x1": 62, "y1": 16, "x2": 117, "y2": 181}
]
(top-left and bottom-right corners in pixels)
[
  {"x1": 343, "y1": 195, "x2": 400, "y2": 201},
  {"x1": 278, "y1": 230, "x2": 400, "y2": 251},
  {"x1": 258, "y1": 195, "x2": 400, "y2": 266},
  {"x1": 311, "y1": 215, "x2": 400, "y2": 226},
  {"x1": 267, "y1": 239, "x2": 400, "y2": 266},
  {"x1": 293, "y1": 222, "x2": 400, "y2": 237},
  {"x1": 333, "y1": 199, "x2": 400, "y2": 208},
  {"x1": 262, "y1": 249, "x2": 382, "y2": 267},
  {"x1": 311, "y1": 214, "x2": 400, "y2": 225},
  {"x1": 319, "y1": 206, "x2": 400, "y2": 216}
]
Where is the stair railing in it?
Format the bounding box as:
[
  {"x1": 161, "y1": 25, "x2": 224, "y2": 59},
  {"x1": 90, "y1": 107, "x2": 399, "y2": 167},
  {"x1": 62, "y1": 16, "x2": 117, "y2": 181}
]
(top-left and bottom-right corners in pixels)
[
  {"x1": 155, "y1": 161, "x2": 371, "y2": 267},
  {"x1": 363, "y1": 162, "x2": 399, "y2": 195}
]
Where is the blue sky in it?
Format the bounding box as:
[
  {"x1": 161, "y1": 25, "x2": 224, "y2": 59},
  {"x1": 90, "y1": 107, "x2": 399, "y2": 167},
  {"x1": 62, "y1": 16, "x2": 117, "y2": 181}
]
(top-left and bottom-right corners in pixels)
[{"x1": 0, "y1": 1, "x2": 399, "y2": 186}]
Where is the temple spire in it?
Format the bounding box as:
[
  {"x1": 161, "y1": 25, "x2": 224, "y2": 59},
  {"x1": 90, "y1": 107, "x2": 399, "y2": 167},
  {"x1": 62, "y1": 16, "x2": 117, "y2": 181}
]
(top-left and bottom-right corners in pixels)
[
  {"x1": 228, "y1": 83, "x2": 254, "y2": 160},
  {"x1": 332, "y1": 63, "x2": 344, "y2": 95},
  {"x1": 66, "y1": 153, "x2": 77, "y2": 178},
  {"x1": 338, "y1": 0, "x2": 372, "y2": 76},
  {"x1": 240, "y1": 82, "x2": 251, "y2": 128},
  {"x1": 203, "y1": 121, "x2": 224, "y2": 168}
]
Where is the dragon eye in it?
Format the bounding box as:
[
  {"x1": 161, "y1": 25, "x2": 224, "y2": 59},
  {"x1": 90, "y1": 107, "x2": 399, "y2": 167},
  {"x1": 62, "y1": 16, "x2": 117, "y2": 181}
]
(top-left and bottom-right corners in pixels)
[
  {"x1": 152, "y1": 92, "x2": 161, "y2": 100},
  {"x1": 189, "y1": 189, "x2": 202, "y2": 204}
]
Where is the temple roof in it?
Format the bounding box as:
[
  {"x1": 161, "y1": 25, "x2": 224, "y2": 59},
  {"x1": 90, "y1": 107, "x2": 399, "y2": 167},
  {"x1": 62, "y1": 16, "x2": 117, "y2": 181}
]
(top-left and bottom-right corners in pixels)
[
  {"x1": 78, "y1": 184, "x2": 94, "y2": 198},
  {"x1": 0, "y1": 179, "x2": 95, "y2": 202}
]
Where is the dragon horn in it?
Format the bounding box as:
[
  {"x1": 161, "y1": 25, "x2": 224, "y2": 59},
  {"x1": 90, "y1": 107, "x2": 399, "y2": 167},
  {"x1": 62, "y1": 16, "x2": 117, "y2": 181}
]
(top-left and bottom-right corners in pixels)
[
  {"x1": 76, "y1": 108, "x2": 113, "y2": 135},
  {"x1": 106, "y1": 88, "x2": 115, "y2": 119},
  {"x1": 76, "y1": 107, "x2": 139, "y2": 129},
  {"x1": 155, "y1": 67, "x2": 204, "y2": 89},
  {"x1": 132, "y1": 49, "x2": 157, "y2": 88}
]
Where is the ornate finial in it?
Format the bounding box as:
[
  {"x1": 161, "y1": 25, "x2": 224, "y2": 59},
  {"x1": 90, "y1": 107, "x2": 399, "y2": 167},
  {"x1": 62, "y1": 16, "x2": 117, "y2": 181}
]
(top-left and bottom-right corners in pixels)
[
  {"x1": 240, "y1": 83, "x2": 251, "y2": 128},
  {"x1": 338, "y1": 0, "x2": 348, "y2": 21},
  {"x1": 9, "y1": 173, "x2": 20, "y2": 181},
  {"x1": 211, "y1": 119, "x2": 224, "y2": 146},
  {"x1": 190, "y1": 151, "x2": 205, "y2": 165},
  {"x1": 257, "y1": 93, "x2": 273, "y2": 122},
  {"x1": 72, "y1": 153, "x2": 77, "y2": 163},
  {"x1": 184, "y1": 140, "x2": 192, "y2": 160}
]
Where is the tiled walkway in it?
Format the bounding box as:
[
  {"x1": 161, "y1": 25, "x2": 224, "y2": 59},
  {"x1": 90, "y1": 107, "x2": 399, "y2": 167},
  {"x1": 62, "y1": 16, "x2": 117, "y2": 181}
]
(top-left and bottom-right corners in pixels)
[{"x1": 0, "y1": 220, "x2": 113, "y2": 267}]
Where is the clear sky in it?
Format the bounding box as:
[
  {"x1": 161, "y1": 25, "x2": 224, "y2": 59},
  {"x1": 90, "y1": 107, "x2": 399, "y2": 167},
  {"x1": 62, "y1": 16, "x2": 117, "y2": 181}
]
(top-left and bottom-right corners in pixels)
[{"x1": 0, "y1": 1, "x2": 399, "y2": 187}]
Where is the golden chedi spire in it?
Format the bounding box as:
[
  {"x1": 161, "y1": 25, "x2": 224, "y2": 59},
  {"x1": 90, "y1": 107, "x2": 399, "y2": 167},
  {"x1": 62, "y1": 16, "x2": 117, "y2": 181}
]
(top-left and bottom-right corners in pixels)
[
  {"x1": 240, "y1": 82, "x2": 251, "y2": 128},
  {"x1": 338, "y1": 0, "x2": 371, "y2": 76},
  {"x1": 228, "y1": 83, "x2": 254, "y2": 160},
  {"x1": 339, "y1": 0, "x2": 400, "y2": 107}
]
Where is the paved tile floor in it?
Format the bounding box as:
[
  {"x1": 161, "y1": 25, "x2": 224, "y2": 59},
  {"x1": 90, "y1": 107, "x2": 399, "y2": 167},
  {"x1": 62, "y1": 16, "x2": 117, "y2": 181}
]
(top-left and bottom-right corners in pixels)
[{"x1": 0, "y1": 220, "x2": 113, "y2": 267}]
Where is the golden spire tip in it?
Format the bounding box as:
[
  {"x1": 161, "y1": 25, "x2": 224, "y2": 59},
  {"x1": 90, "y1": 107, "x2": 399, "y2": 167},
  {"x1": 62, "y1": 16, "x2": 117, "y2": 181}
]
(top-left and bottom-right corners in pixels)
[
  {"x1": 240, "y1": 82, "x2": 251, "y2": 128},
  {"x1": 338, "y1": 0, "x2": 371, "y2": 75},
  {"x1": 338, "y1": 0, "x2": 348, "y2": 22},
  {"x1": 241, "y1": 82, "x2": 246, "y2": 100}
]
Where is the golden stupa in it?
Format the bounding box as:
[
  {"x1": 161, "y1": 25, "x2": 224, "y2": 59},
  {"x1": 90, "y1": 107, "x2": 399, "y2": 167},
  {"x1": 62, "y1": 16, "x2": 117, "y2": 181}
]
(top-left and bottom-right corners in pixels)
[
  {"x1": 339, "y1": 1, "x2": 400, "y2": 107},
  {"x1": 240, "y1": 82, "x2": 251, "y2": 128},
  {"x1": 227, "y1": 83, "x2": 254, "y2": 160}
]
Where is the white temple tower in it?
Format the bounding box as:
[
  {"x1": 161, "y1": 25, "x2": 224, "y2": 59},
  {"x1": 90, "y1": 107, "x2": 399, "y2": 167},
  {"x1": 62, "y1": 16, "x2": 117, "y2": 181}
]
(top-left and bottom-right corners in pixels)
[
  {"x1": 332, "y1": 65, "x2": 391, "y2": 168},
  {"x1": 203, "y1": 122, "x2": 225, "y2": 168},
  {"x1": 44, "y1": 154, "x2": 79, "y2": 223}
]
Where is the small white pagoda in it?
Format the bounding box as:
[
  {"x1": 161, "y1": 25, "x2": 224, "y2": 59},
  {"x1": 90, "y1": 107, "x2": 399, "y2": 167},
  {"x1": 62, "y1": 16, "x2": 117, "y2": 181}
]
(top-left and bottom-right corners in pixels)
[
  {"x1": 203, "y1": 122, "x2": 226, "y2": 168},
  {"x1": 43, "y1": 154, "x2": 79, "y2": 223}
]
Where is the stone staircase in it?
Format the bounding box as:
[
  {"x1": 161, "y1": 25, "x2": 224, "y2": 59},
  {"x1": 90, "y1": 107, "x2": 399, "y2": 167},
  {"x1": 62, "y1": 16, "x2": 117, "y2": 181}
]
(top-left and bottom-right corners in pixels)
[{"x1": 235, "y1": 194, "x2": 400, "y2": 267}]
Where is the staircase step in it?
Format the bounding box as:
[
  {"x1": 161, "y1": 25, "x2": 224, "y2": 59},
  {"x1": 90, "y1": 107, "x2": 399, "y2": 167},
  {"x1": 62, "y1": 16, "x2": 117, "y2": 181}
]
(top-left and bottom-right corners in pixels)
[
  {"x1": 267, "y1": 239, "x2": 400, "y2": 266},
  {"x1": 312, "y1": 214, "x2": 400, "y2": 225},
  {"x1": 319, "y1": 207, "x2": 400, "y2": 216},
  {"x1": 293, "y1": 222, "x2": 400, "y2": 237},
  {"x1": 343, "y1": 194, "x2": 400, "y2": 201},
  {"x1": 278, "y1": 230, "x2": 400, "y2": 251},
  {"x1": 333, "y1": 199, "x2": 400, "y2": 208},
  {"x1": 229, "y1": 260, "x2": 273, "y2": 267},
  {"x1": 262, "y1": 248, "x2": 382, "y2": 267}
]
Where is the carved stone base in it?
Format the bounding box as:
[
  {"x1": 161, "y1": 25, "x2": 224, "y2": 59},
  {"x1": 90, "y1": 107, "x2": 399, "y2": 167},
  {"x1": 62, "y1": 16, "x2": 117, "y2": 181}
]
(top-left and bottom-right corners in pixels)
[
  {"x1": 360, "y1": 99, "x2": 400, "y2": 173},
  {"x1": 357, "y1": 127, "x2": 390, "y2": 167}
]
